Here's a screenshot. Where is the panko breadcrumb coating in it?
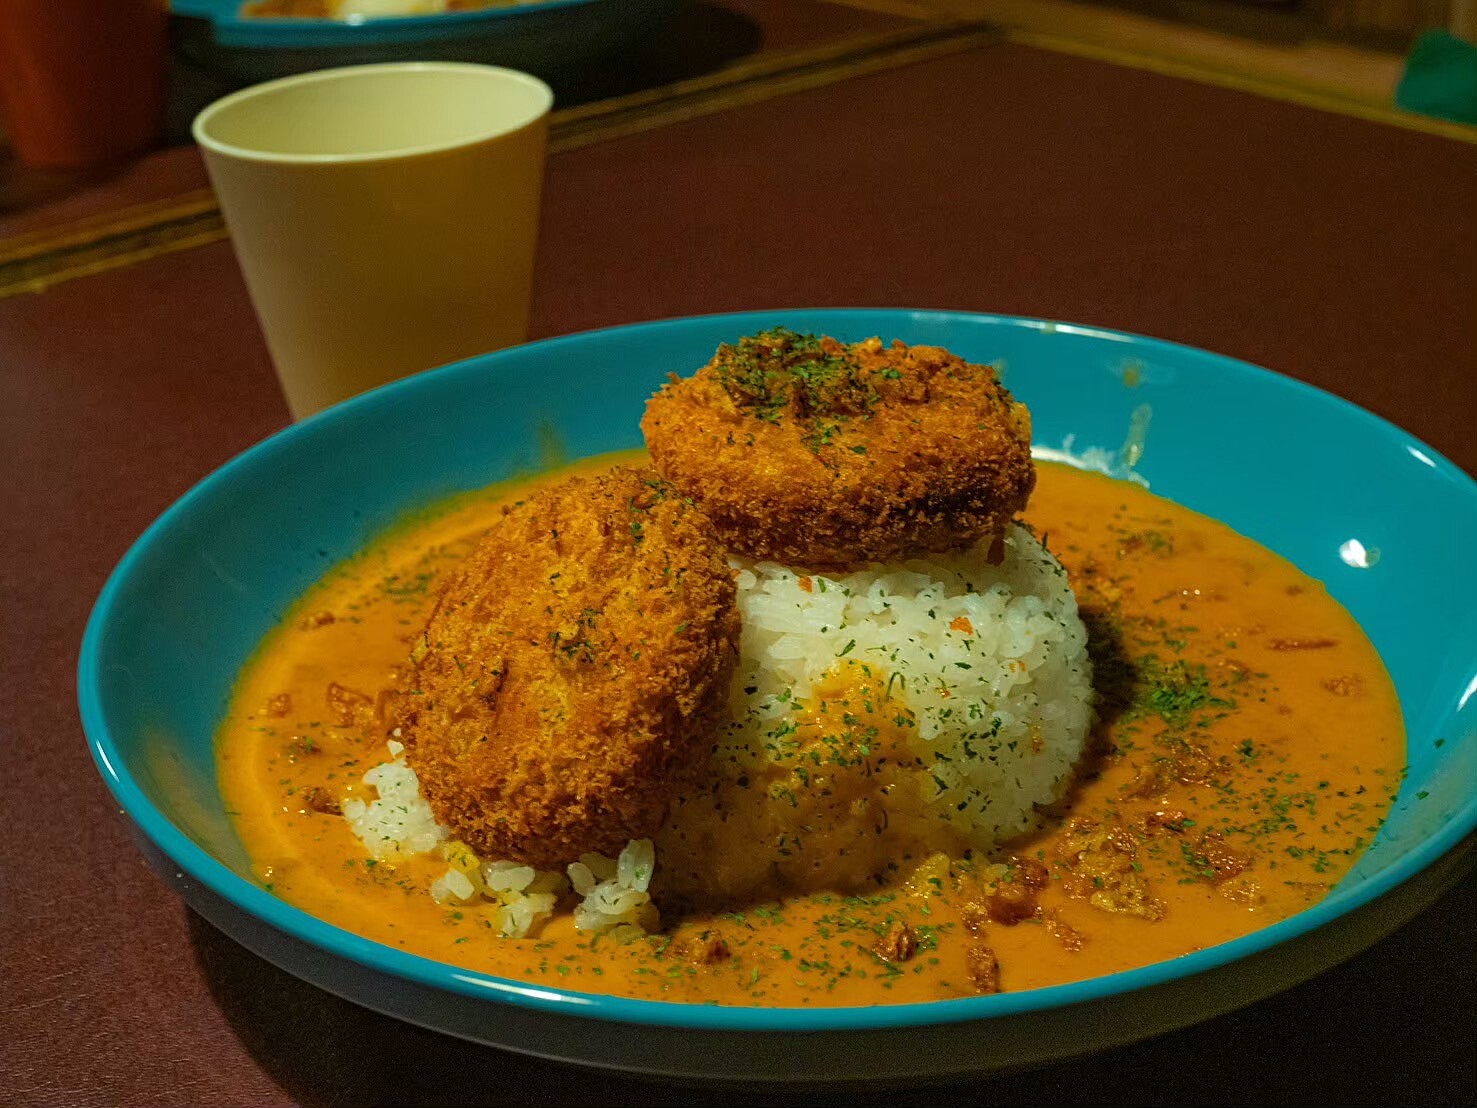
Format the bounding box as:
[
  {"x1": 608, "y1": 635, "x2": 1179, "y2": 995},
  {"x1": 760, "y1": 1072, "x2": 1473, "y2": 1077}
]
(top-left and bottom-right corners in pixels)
[
  {"x1": 641, "y1": 329, "x2": 1036, "y2": 566},
  {"x1": 395, "y1": 466, "x2": 740, "y2": 869}
]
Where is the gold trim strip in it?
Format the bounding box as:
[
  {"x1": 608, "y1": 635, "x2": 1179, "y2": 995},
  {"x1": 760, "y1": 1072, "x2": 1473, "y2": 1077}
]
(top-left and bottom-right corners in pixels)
[
  {"x1": 0, "y1": 189, "x2": 218, "y2": 267},
  {"x1": 1, "y1": 18, "x2": 991, "y2": 299},
  {"x1": 552, "y1": 23, "x2": 998, "y2": 151},
  {"x1": 1007, "y1": 29, "x2": 1477, "y2": 144}
]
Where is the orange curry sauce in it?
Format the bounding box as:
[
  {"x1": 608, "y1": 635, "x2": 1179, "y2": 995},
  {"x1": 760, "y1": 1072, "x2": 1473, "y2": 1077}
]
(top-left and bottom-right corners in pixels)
[{"x1": 216, "y1": 455, "x2": 1405, "y2": 1006}]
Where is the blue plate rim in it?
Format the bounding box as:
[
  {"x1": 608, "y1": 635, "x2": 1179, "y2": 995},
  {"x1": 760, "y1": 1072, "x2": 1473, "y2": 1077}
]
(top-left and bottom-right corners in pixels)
[{"x1": 78, "y1": 307, "x2": 1477, "y2": 1033}]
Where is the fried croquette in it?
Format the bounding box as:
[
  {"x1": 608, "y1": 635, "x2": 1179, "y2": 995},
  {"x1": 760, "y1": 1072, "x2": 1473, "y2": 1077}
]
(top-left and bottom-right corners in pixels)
[
  {"x1": 395, "y1": 466, "x2": 740, "y2": 869},
  {"x1": 641, "y1": 329, "x2": 1035, "y2": 566}
]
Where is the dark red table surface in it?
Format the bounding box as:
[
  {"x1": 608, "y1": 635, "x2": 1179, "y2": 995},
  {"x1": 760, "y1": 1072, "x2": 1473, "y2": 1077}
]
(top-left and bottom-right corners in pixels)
[{"x1": 3, "y1": 32, "x2": 1475, "y2": 1108}]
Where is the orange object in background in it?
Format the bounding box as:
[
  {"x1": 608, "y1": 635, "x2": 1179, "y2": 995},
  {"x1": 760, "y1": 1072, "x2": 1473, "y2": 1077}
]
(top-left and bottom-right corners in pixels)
[{"x1": 0, "y1": 0, "x2": 168, "y2": 168}]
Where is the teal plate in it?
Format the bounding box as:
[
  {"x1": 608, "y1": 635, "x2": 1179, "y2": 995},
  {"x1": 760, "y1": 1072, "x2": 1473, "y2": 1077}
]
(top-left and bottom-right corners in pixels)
[{"x1": 79, "y1": 310, "x2": 1477, "y2": 1083}]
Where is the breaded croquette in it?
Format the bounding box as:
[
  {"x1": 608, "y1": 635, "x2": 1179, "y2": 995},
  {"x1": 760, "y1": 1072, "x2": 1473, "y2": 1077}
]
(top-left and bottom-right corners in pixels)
[
  {"x1": 641, "y1": 329, "x2": 1035, "y2": 566},
  {"x1": 396, "y1": 466, "x2": 740, "y2": 868}
]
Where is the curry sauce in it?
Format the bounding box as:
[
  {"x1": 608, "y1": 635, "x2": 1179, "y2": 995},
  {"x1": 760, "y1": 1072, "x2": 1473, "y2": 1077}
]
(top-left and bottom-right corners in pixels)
[{"x1": 216, "y1": 456, "x2": 1404, "y2": 1005}]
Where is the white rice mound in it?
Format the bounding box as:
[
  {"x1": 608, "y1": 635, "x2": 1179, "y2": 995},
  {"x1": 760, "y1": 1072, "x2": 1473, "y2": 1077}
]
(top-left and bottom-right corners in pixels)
[{"x1": 728, "y1": 521, "x2": 1094, "y2": 851}]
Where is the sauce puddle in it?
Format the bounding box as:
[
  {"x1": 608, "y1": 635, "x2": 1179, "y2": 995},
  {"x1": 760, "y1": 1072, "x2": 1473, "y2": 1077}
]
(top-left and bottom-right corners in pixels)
[{"x1": 217, "y1": 455, "x2": 1404, "y2": 1006}]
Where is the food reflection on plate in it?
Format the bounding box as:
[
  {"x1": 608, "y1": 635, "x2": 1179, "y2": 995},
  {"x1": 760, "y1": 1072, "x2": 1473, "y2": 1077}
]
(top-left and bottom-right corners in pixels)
[{"x1": 216, "y1": 329, "x2": 1404, "y2": 1007}]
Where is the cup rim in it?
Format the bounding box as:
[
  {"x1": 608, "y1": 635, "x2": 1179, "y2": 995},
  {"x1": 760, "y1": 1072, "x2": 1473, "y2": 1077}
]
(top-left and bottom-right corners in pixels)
[{"x1": 192, "y1": 61, "x2": 554, "y2": 166}]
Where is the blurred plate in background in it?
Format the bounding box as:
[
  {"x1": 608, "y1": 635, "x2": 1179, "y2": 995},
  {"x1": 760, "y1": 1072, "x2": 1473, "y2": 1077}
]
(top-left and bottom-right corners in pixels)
[{"x1": 170, "y1": 0, "x2": 680, "y2": 86}]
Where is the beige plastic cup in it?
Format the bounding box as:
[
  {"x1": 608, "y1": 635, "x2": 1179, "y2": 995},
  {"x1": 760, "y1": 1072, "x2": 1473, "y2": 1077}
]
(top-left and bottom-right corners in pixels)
[{"x1": 194, "y1": 62, "x2": 552, "y2": 420}]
